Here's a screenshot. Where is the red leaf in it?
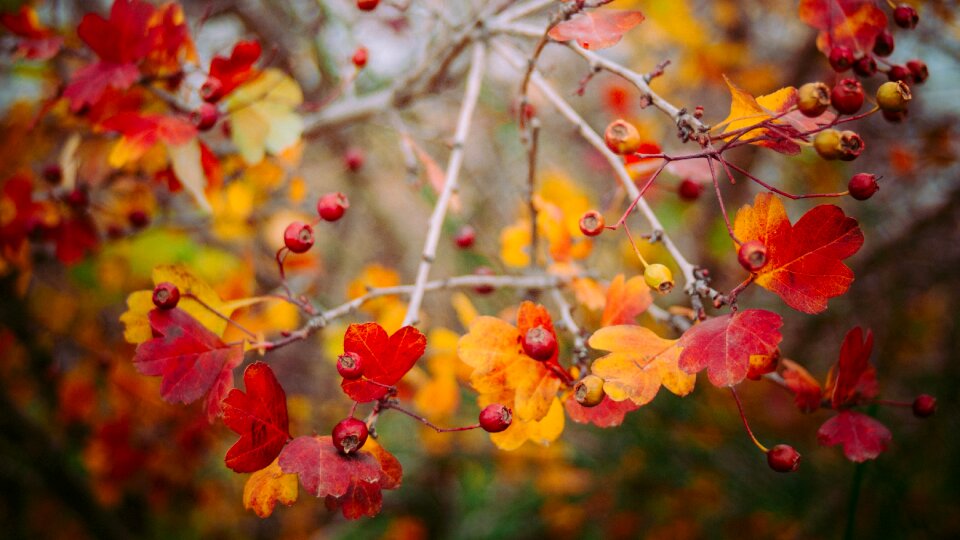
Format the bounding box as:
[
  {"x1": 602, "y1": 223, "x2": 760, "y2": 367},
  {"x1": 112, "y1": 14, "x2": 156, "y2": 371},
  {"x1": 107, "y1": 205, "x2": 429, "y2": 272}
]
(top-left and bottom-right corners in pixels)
[
  {"x1": 329, "y1": 481, "x2": 382, "y2": 519},
  {"x1": 133, "y1": 308, "x2": 243, "y2": 405},
  {"x1": 51, "y1": 214, "x2": 99, "y2": 265},
  {"x1": 564, "y1": 394, "x2": 639, "y2": 428},
  {"x1": 548, "y1": 10, "x2": 645, "y2": 50},
  {"x1": 799, "y1": 0, "x2": 887, "y2": 55},
  {"x1": 208, "y1": 40, "x2": 262, "y2": 98},
  {"x1": 0, "y1": 6, "x2": 62, "y2": 60},
  {"x1": 340, "y1": 323, "x2": 426, "y2": 402},
  {"x1": 63, "y1": 62, "x2": 141, "y2": 112},
  {"x1": 222, "y1": 362, "x2": 292, "y2": 473},
  {"x1": 817, "y1": 410, "x2": 892, "y2": 462},
  {"x1": 278, "y1": 435, "x2": 381, "y2": 499},
  {"x1": 781, "y1": 359, "x2": 822, "y2": 413},
  {"x1": 825, "y1": 327, "x2": 878, "y2": 408},
  {"x1": 678, "y1": 309, "x2": 783, "y2": 387},
  {"x1": 0, "y1": 174, "x2": 38, "y2": 251},
  {"x1": 76, "y1": 0, "x2": 157, "y2": 64}
]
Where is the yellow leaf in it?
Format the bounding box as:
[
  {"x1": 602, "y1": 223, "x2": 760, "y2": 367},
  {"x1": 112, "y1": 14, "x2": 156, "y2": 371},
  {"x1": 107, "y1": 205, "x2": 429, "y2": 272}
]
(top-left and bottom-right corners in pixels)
[
  {"x1": 588, "y1": 325, "x2": 691, "y2": 405},
  {"x1": 451, "y1": 292, "x2": 478, "y2": 329},
  {"x1": 458, "y1": 316, "x2": 524, "y2": 395},
  {"x1": 243, "y1": 458, "x2": 298, "y2": 518},
  {"x1": 488, "y1": 396, "x2": 565, "y2": 451},
  {"x1": 226, "y1": 69, "x2": 304, "y2": 165},
  {"x1": 500, "y1": 220, "x2": 531, "y2": 268},
  {"x1": 715, "y1": 75, "x2": 796, "y2": 138},
  {"x1": 166, "y1": 139, "x2": 212, "y2": 212}
]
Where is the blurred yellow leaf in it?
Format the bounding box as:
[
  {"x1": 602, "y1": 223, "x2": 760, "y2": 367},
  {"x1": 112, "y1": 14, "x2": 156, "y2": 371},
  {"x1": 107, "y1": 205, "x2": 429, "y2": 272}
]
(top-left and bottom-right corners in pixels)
[
  {"x1": 226, "y1": 69, "x2": 303, "y2": 165},
  {"x1": 243, "y1": 458, "x2": 298, "y2": 518}
]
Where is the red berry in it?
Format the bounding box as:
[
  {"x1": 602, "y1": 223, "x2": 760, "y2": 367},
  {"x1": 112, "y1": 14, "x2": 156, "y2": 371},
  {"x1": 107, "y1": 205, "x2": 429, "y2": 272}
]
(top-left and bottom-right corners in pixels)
[
  {"x1": 828, "y1": 46, "x2": 855, "y2": 72},
  {"x1": 887, "y1": 64, "x2": 912, "y2": 83},
  {"x1": 42, "y1": 164, "x2": 62, "y2": 184},
  {"x1": 344, "y1": 148, "x2": 364, "y2": 172},
  {"x1": 737, "y1": 240, "x2": 768, "y2": 272},
  {"x1": 190, "y1": 103, "x2": 219, "y2": 131},
  {"x1": 677, "y1": 178, "x2": 703, "y2": 201},
  {"x1": 332, "y1": 417, "x2": 368, "y2": 455},
  {"x1": 830, "y1": 78, "x2": 864, "y2": 115},
  {"x1": 522, "y1": 325, "x2": 557, "y2": 361},
  {"x1": 478, "y1": 404, "x2": 512, "y2": 433},
  {"x1": 873, "y1": 29, "x2": 895, "y2": 57},
  {"x1": 152, "y1": 282, "x2": 180, "y2": 310},
  {"x1": 352, "y1": 46, "x2": 368, "y2": 68},
  {"x1": 893, "y1": 4, "x2": 919, "y2": 29},
  {"x1": 906, "y1": 59, "x2": 928, "y2": 83},
  {"x1": 283, "y1": 221, "x2": 314, "y2": 253},
  {"x1": 65, "y1": 187, "x2": 89, "y2": 209},
  {"x1": 473, "y1": 266, "x2": 496, "y2": 294},
  {"x1": 767, "y1": 444, "x2": 801, "y2": 473},
  {"x1": 912, "y1": 394, "x2": 936, "y2": 418},
  {"x1": 357, "y1": 0, "x2": 379, "y2": 11},
  {"x1": 578, "y1": 210, "x2": 605, "y2": 237},
  {"x1": 317, "y1": 192, "x2": 349, "y2": 222},
  {"x1": 454, "y1": 225, "x2": 476, "y2": 248},
  {"x1": 337, "y1": 352, "x2": 364, "y2": 380},
  {"x1": 848, "y1": 173, "x2": 879, "y2": 200},
  {"x1": 200, "y1": 78, "x2": 224, "y2": 103},
  {"x1": 128, "y1": 210, "x2": 150, "y2": 229},
  {"x1": 852, "y1": 55, "x2": 877, "y2": 77}
]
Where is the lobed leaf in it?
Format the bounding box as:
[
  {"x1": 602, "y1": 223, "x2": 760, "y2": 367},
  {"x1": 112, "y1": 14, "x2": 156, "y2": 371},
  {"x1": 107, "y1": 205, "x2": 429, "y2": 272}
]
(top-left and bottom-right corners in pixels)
[{"x1": 677, "y1": 310, "x2": 783, "y2": 387}]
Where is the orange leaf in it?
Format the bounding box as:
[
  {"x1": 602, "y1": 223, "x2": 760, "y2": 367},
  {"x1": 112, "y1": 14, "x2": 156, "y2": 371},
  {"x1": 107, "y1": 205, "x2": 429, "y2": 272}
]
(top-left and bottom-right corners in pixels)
[
  {"x1": 734, "y1": 193, "x2": 864, "y2": 313},
  {"x1": 601, "y1": 274, "x2": 652, "y2": 326},
  {"x1": 548, "y1": 10, "x2": 645, "y2": 50},
  {"x1": 588, "y1": 325, "x2": 693, "y2": 405},
  {"x1": 781, "y1": 359, "x2": 822, "y2": 413},
  {"x1": 715, "y1": 76, "x2": 801, "y2": 155},
  {"x1": 243, "y1": 458, "x2": 298, "y2": 518}
]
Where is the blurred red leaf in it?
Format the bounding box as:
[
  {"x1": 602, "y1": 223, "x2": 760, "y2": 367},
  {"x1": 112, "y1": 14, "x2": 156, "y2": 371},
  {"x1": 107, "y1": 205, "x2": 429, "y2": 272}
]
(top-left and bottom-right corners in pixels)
[
  {"x1": 63, "y1": 63, "x2": 141, "y2": 113},
  {"x1": 678, "y1": 309, "x2": 783, "y2": 387},
  {"x1": 781, "y1": 359, "x2": 822, "y2": 413},
  {"x1": 133, "y1": 308, "x2": 243, "y2": 406},
  {"x1": 0, "y1": 174, "x2": 38, "y2": 251},
  {"x1": 340, "y1": 323, "x2": 427, "y2": 402},
  {"x1": 51, "y1": 213, "x2": 99, "y2": 265},
  {"x1": 825, "y1": 326, "x2": 878, "y2": 408},
  {"x1": 799, "y1": 0, "x2": 887, "y2": 55},
  {"x1": 734, "y1": 193, "x2": 864, "y2": 314},
  {"x1": 0, "y1": 6, "x2": 62, "y2": 60},
  {"x1": 601, "y1": 274, "x2": 652, "y2": 327},
  {"x1": 817, "y1": 410, "x2": 892, "y2": 462},
  {"x1": 548, "y1": 10, "x2": 645, "y2": 50},
  {"x1": 208, "y1": 40, "x2": 262, "y2": 98},
  {"x1": 564, "y1": 394, "x2": 639, "y2": 428},
  {"x1": 222, "y1": 362, "x2": 291, "y2": 473}
]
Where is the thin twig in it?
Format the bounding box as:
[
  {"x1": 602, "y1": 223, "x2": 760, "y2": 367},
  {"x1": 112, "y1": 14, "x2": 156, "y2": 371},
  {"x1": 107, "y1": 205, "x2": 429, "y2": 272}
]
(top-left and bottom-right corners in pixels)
[{"x1": 549, "y1": 288, "x2": 589, "y2": 373}]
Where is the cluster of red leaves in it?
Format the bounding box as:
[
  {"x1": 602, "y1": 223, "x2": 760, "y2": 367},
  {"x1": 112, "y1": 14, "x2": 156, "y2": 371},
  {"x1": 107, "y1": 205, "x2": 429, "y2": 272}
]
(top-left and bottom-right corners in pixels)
[
  {"x1": 782, "y1": 327, "x2": 892, "y2": 462},
  {"x1": 0, "y1": 6, "x2": 63, "y2": 60},
  {"x1": 798, "y1": 0, "x2": 888, "y2": 55}
]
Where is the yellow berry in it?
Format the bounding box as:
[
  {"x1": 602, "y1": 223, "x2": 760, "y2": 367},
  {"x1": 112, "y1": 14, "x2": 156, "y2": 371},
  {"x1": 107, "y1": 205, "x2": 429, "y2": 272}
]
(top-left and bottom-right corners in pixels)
[
  {"x1": 813, "y1": 129, "x2": 842, "y2": 160},
  {"x1": 574, "y1": 375, "x2": 605, "y2": 407},
  {"x1": 797, "y1": 82, "x2": 830, "y2": 117},
  {"x1": 876, "y1": 81, "x2": 912, "y2": 113},
  {"x1": 644, "y1": 263, "x2": 674, "y2": 294}
]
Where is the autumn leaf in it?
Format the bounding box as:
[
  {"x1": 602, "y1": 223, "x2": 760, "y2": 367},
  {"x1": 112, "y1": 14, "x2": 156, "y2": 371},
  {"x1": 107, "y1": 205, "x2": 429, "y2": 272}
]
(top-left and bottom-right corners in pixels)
[
  {"x1": 132, "y1": 308, "x2": 243, "y2": 415},
  {"x1": 243, "y1": 458, "x2": 298, "y2": 518},
  {"x1": 715, "y1": 76, "x2": 802, "y2": 155},
  {"x1": 781, "y1": 359, "x2": 822, "y2": 413},
  {"x1": 100, "y1": 112, "x2": 197, "y2": 168},
  {"x1": 589, "y1": 325, "x2": 694, "y2": 405},
  {"x1": 222, "y1": 362, "x2": 291, "y2": 473},
  {"x1": 799, "y1": 0, "x2": 888, "y2": 55},
  {"x1": 677, "y1": 310, "x2": 783, "y2": 387},
  {"x1": 733, "y1": 192, "x2": 864, "y2": 314},
  {"x1": 817, "y1": 410, "x2": 892, "y2": 462},
  {"x1": 548, "y1": 10, "x2": 645, "y2": 50},
  {"x1": 340, "y1": 323, "x2": 427, "y2": 403},
  {"x1": 208, "y1": 40, "x2": 262, "y2": 99},
  {"x1": 224, "y1": 68, "x2": 304, "y2": 164},
  {"x1": 326, "y1": 438, "x2": 403, "y2": 519},
  {"x1": 824, "y1": 326, "x2": 878, "y2": 408},
  {"x1": 0, "y1": 5, "x2": 63, "y2": 60},
  {"x1": 601, "y1": 274, "x2": 652, "y2": 326},
  {"x1": 486, "y1": 395, "x2": 565, "y2": 451},
  {"x1": 564, "y1": 394, "x2": 639, "y2": 428}
]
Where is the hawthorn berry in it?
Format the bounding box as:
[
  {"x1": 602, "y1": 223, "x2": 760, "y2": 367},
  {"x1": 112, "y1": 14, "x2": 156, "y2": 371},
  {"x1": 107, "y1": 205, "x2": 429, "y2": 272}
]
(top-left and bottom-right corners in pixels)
[
  {"x1": 644, "y1": 263, "x2": 674, "y2": 294},
  {"x1": 767, "y1": 444, "x2": 801, "y2": 473},
  {"x1": 344, "y1": 148, "x2": 365, "y2": 172},
  {"x1": 873, "y1": 29, "x2": 895, "y2": 57},
  {"x1": 797, "y1": 82, "x2": 830, "y2": 117},
  {"x1": 848, "y1": 173, "x2": 880, "y2": 201},
  {"x1": 200, "y1": 78, "x2": 224, "y2": 103},
  {"x1": 852, "y1": 55, "x2": 877, "y2": 78},
  {"x1": 65, "y1": 186, "x2": 89, "y2": 209},
  {"x1": 887, "y1": 64, "x2": 913, "y2": 83},
  {"x1": 357, "y1": 0, "x2": 379, "y2": 10},
  {"x1": 828, "y1": 46, "x2": 855, "y2": 72},
  {"x1": 473, "y1": 266, "x2": 496, "y2": 294},
  {"x1": 678, "y1": 178, "x2": 703, "y2": 201},
  {"x1": 332, "y1": 417, "x2": 369, "y2": 455},
  {"x1": 523, "y1": 326, "x2": 557, "y2": 361},
  {"x1": 42, "y1": 164, "x2": 62, "y2": 184},
  {"x1": 337, "y1": 352, "x2": 364, "y2": 380},
  {"x1": 912, "y1": 394, "x2": 937, "y2": 418},
  {"x1": 604, "y1": 119, "x2": 642, "y2": 155},
  {"x1": 575, "y1": 375, "x2": 605, "y2": 407},
  {"x1": 737, "y1": 240, "x2": 768, "y2": 273},
  {"x1": 876, "y1": 81, "x2": 912, "y2": 113},
  {"x1": 283, "y1": 221, "x2": 314, "y2": 253},
  {"x1": 893, "y1": 4, "x2": 919, "y2": 29},
  {"x1": 479, "y1": 404, "x2": 512, "y2": 433},
  {"x1": 454, "y1": 225, "x2": 476, "y2": 248},
  {"x1": 578, "y1": 210, "x2": 605, "y2": 237},
  {"x1": 152, "y1": 282, "x2": 180, "y2": 310},
  {"x1": 814, "y1": 129, "x2": 842, "y2": 160},
  {"x1": 906, "y1": 59, "x2": 928, "y2": 83},
  {"x1": 190, "y1": 103, "x2": 219, "y2": 131},
  {"x1": 830, "y1": 78, "x2": 864, "y2": 115},
  {"x1": 352, "y1": 46, "x2": 368, "y2": 68},
  {"x1": 128, "y1": 210, "x2": 150, "y2": 230},
  {"x1": 837, "y1": 130, "x2": 865, "y2": 161},
  {"x1": 317, "y1": 192, "x2": 349, "y2": 222}
]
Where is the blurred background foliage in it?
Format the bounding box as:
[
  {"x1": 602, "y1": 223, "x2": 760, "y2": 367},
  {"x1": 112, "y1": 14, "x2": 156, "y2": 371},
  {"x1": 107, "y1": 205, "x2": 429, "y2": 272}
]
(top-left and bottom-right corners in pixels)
[{"x1": 1, "y1": 0, "x2": 959, "y2": 538}]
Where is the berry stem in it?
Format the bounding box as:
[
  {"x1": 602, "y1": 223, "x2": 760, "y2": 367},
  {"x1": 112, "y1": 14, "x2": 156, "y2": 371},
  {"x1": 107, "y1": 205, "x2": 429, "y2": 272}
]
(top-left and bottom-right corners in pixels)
[
  {"x1": 622, "y1": 223, "x2": 650, "y2": 268},
  {"x1": 706, "y1": 153, "x2": 741, "y2": 244},
  {"x1": 722, "y1": 159, "x2": 850, "y2": 200},
  {"x1": 730, "y1": 387, "x2": 768, "y2": 453},
  {"x1": 382, "y1": 402, "x2": 482, "y2": 433}
]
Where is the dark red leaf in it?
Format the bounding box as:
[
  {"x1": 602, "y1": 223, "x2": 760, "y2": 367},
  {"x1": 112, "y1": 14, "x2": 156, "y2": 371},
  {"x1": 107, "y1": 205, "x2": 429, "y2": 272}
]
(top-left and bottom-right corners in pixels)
[
  {"x1": 825, "y1": 326, "x2": 878, "y2": 408},
  {"x1": 781, "y1": 359, "x2": 822, "y2": 413},
  {"x1": 798, "y1": 0, "x2": 888, "y2": 55},
  {"x1": 76, "y1": 0, "x2": 157, "y2": 64},
  {"x1": 678, "y1": 309, "x2": 783, "y2": 387},
  {"x1": 340, "y1": 323, "x2": 426, "y2": 402},
  {"x1": 278, "y1": 435, "x2": 381, "y2": 498},
  {"x1": 222, "y1": 362, "x2": 292, "y2": 473},
  {"x1": 817, "y1": 410, "x2": 892, "y2": 462},
  {"x1": 63, "y1": 62, "x2": 141, "y2": 112},
  {"x1": 133, "y1": 308, "x2": 243, "y2": 405},
  {"x1": 328, "y1": 481, "x2": 383, "y2": 520}
]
